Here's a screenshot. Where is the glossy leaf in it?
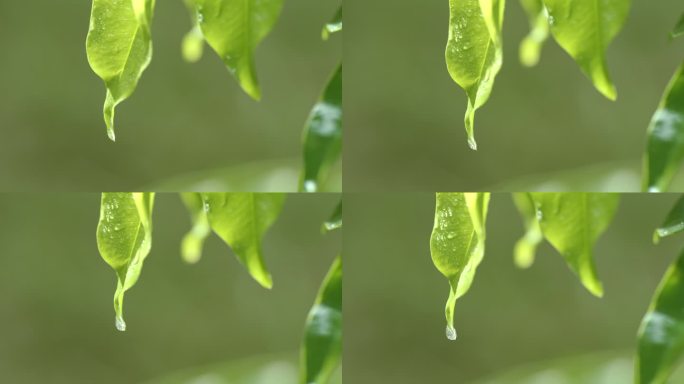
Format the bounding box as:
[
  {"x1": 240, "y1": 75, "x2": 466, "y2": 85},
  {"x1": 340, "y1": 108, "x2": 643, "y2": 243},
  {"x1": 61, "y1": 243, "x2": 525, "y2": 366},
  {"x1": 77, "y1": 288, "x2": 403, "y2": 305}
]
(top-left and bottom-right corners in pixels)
[
  {"x1": 541, "y1": 0, "x2": 630, "y2": 100},
  {"x1": 323, "y1": 201, "x2": 342, "y2": 233},
  {"x1": 301, "y1": 256, "x2": 342, "y2": 384},
  {"x1": 201, "y1": 193, "x2": 286, "y2": 289},
  {"x1": 300, "y1": 65, "x2": 342, "y2": 193},
  {"x1": 430, "y1": 192, "x2": 490, "y2": 340},
  {"x1": 96, "y1": 192, "x2": 155, "y2": 331},
  {"x1": 643, "y1": 62, "x2": 684, "y2": 192},
  {"x1": 182, "y1": 0, "x2": 204, "y2": 63},
  {"x1": 529, "y1": 193, "x2": 619, "y2": 297},
  {"x1": 193, "y1": 0, "x2": 283, "y2": 100},
  {"x1": 322, "y1": 6, "x2": 342, "y2": 40},
  {"x1": 673, "y1": 14, "x2": 684, "y2": 38},
  {"x1": 653, "y1": 196, "x2": 684, "y2": 243},
  {"x1": 512, "y1": 193, "x2": 543, "y2": 268},
  {"x1": 446, "y1": 0, "x2": 505, "y2": 150},
  {"x1": 180, "y1": 192, "x2": 211, "y2": 263},
  {"x1": 86, "y1": 0, "x2": 156, "y2": 141},
  {"x1": 637, "y1": 247, "x2": 684, "y2": 384},
  {"x1": 518, "y1": 0, "x2": 549, "y2": 67}
]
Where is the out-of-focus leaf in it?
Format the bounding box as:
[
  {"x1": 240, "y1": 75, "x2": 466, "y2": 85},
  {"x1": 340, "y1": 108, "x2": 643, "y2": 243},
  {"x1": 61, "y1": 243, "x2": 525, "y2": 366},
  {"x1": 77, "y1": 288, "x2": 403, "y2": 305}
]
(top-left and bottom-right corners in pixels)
[
  {"x1": 445, "y1": 0, "x2": 505, "y2": 150},
  {"x1": 193, "y1": 0, "x2": 283, "y2": 100},
  {"x1": 529, "y1": 193, "x2": 619, "y2": 297},
  {"x1": 322, "y1": 6, "x2": 342, "y2": 40},
  {"x1": 541, "y1": 0, "x2": 630, "y2": 100},
  {"x1": 181, "y1": 0, "x2": 204, "y2": 63},
  {"x1": 201, "y1": 193, "x2": 286, "y2": 289},
  {"x1": 653, "y1": 196, "x2": 684, "y2": 243},
  {"x1": 301, "y1": 256, "x2": 342, "y2": 384},
  {"x1": 323, "y1": 201, "x2": 342, "y2": 233},
  {"x1": 430, "y1": 192, "x2": 490, "y2": 340},
  {"x1": 643, "y1": 62, "x2": 684, "y2": 193},
  {"x1": 180, "y1": 192, "x2": 211, "y2": 263},
  {"x1": 673, "y1": 14, "x2": 684, "y2": 38},
  {"x1": 518, "y1": 0, "x2": 549, "y2": 67},
  {"x1": 512, "y1": 193, "x2": 543, "y2": 268},
  {"x1": 300, "y1": 65, "x2": 342, "y2": 193},
  {"x1": 96, "y1": 192, "x2": 155, "y2": 331},
  {"x1": 86, "y1": 0, "x2": 156, "y2": 141},
  {"x1": 637, "y1": 247, "x2": 684, "y2": 384}
]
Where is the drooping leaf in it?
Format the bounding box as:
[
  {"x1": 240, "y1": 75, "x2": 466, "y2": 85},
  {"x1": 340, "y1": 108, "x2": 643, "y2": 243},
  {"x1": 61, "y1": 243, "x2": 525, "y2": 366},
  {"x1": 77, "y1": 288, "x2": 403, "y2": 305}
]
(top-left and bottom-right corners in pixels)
[
  {"x1": 518, "y1": 0, "x2": 549, "y2": 67},
  {"x1": 643, "y1": 62, "x2": 684, "y2": 192},
  {"x1": 201, "y1": 193, "x2": 286, "y2": 289},
  {"x1": 96, "y1": 192, "x2": 155, "y2": 331},
  {"x1": 512, "y1": 193, "x2": 543, "y2": 268},
  {"x1": 541, "y1": 0, "x2": 630, "y2": 100},
  {"x1": 301, "y1": 256, "x2": 342, "y2": 384},
  {"x1": 430, "y1": 192, "x2": 490, "y2": 340},
  {"x1": 529, "y1": 193, "x2": 619, "y2": 297},
  {"x1": 653, "y1": 196, "x2": 684, "y2": 243},
  {"x1": 636, "y1": 247, "x2": 684, "y2": 384},
  {"x1": 86, "y1": 0, "x2": 156, "y2": 141},
  {"x1": 322, "y1": 6, "x2": 342, "y2": 40},
  {"x1": 322, "y1": 200, "x2": 342, "y2": 233},
  {"x1": 673, "y1": 14, "x2": 684, "y2": 39},
  {"x1": 300, "y1": 65, "x2": 342, "y2": 193},
  {"x1": 193, "y1": 0, "x2": 283, "y2": 100},
  {"x1": 182, "y1": 0, "x2": 204, "y2": 63},
  {"x1": 446, "y1": 0, "x2": 505, "y2": 150},
  {"x1": 180, "y1": 192, "x2": 211, "y2": 263}
]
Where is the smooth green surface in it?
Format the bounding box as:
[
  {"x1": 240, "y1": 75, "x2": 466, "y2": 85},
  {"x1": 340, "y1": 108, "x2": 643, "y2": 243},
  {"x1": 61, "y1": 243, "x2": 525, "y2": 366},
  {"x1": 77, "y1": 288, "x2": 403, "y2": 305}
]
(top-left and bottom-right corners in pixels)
[
  {"x1": 86, "y1": 0, "x2": 156, "y2": 141},
  {"x1": 96, "y1": 192, "x2": 156, "y2": 331},
  {"x1": 193, "y1": 0, "x2": 283, "y2": 100},
  {"x1": 512, "y1": 192, "x2": 543, "y2": 268},
  {"x1": 644, "y1": 62, "x2": 684, "y2": 192},
  {"x1": 637, "y1": 246, "x2": 684, "y2": 384},
  {"x1": 673, "y1": 14, "x2": 684, "y2": 38},
  {"x1": 445, "y1": 0, "x2": 505, "y2": 150},
  {"x1": 301, "y1": 256, "x2": 342, "y2": 384},
  {"x1": 323, "y1": 201, "x2": 342, "y2": 233},
  {"x1": 518, "y1": 0, "x2": 549, "y2": 66},
  {"x1": 202, "y1": 193, "x2": 286, "y2": 289},
  {"x1": 300, "y1": 65, "x2": 342, "y2": 192},
  {"x1": 322, "y1": 6, "x2": 342, "y2": 40},
  {"x1": 653, "y1": 196, "x2": 684, "y2": 243},
  {"x1": 430, "y1": 192, "x2": 490, "y2": 340},
  {"x1": 542, "y1": 0, "x2": 630, "y2": 100},
  {"x1": 180, "y1": 192, "x2": 211, "y2": 263}
]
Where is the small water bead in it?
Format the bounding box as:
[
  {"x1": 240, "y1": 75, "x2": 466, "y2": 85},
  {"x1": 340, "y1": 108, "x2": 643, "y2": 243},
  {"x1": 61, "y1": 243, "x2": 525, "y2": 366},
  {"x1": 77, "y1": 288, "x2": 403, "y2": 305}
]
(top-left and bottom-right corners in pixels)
[
  {"x1": 446, "y1": 325, "x2": 457, "y2": 341},
  {"x1": 115, "y1": 315, "x2": 127, "y2": 332}
]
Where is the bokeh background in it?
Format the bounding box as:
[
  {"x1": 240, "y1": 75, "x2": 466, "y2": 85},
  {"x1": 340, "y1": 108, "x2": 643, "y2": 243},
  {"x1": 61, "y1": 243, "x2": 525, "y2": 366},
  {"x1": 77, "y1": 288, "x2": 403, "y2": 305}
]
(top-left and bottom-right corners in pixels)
[
  {"x1": 0, "y1": 193, "x2": 341, "y2": 383},
  {"x1": 345, "y1": 193, "x2": 684, "y2": 382},
  {"x1": 346, "y1": 0, "x2": 684, "y2": 192},
  {"x1": 0, "y1": 1, "x2": 341, "y2": 191}
]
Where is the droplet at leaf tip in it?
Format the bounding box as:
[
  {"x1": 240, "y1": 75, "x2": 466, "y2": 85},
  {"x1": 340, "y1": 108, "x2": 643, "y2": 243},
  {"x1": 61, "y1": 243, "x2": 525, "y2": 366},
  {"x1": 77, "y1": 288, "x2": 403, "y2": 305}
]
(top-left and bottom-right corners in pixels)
[
  {"x1": 115, "y1": 315, "x2": 127, "y2": 332},
  {"x1": 467, "y1": 136, "x2": 478, "y2": 151},
  {"x1": 446, "y1": 325, "x2": 457, "y2": 341}
]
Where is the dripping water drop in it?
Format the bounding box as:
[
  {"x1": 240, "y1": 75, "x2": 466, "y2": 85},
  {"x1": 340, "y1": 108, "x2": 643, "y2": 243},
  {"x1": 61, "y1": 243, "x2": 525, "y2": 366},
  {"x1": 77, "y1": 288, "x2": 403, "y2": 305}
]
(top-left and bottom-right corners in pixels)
[
  {"x1": 115, "y1": 315, "x2": 127, "y2": 332},
  {"x1": 446, "y1": 325, "x2": 457, "y2": 341}
]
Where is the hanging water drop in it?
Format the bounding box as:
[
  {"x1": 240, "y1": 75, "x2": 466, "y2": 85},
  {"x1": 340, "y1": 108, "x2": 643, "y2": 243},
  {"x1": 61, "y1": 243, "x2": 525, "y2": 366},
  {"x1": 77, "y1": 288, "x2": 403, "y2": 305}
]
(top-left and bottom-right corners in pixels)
[
  {"x1": 115, "y1": 315, "x2": 127, "y2": 332},
  {"x1": 446, "y1": 325, "x2": 457, "y2": 341}
]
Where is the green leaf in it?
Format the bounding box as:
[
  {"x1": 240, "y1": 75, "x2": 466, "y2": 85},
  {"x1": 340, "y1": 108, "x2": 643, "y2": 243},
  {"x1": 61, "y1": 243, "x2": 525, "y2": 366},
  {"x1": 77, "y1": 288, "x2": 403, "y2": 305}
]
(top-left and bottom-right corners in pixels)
[
  {"x1": 180, "y1": 193, "x2": 211, "y2": 263},
  {"x1": 201, "y1": 193, "x2": 286, "y2": 289},
  {"x1": 322, "y1": 6, "x2": 342, "y2": 40},
  {"x1": 653, "y1": 196, "x2": 684, "y2": 243},
  {"x1": 430, "y1": 192, "x2": 490, "y2": 340},
  {"x1": 643, "y1": 62, "x2": 684, "y2": 192},
  {"x1": 673, "y1": 14, "x2": 684, "y2": 38},
  {"x1": 96, "y1": 192, "x2": 155, "y2": 331},
  {"x1": 86, "y1": 0, "x2": 156, "y2": 141},
  {"x1": 541, "y1": 0, "x2": 630, "y2": 100},
  {"x1": 323, "y1": 200, "x2": 342, "y2": 233},
  {"x1": 193, "y1": 0, "x2": 283, "y2": 100},
  {"x1": 637, "y1": 247, "x2": 684, "y2": 384},
  {"x1": 300, "y1": 65, "x2": 342, "y2": 193},
  {"x1": 446, "y1": 0, "x2": 505, "y2": 150},
  {"x1": 181, "y1": 0, "x2": 204, "y2": 63},
  {"x1": 529, "y1": 193, "x2": 619, "y2": 297},
  {"x1": 512, "y1": 193, "x2": 543, "y2": 268},
  {"x1": 301, "y1": 256, "x2": 342, "y2": 384},
  {"x1": 518, "y1": 0, "x2": 549, "y2": 67}
]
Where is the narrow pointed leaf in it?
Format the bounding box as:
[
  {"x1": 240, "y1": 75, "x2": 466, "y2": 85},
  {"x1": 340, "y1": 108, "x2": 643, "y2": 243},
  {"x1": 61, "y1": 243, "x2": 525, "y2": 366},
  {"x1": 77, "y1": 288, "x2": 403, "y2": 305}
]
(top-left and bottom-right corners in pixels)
[
  {"x1": 322, "y1": 6, "x2": 342, "y2": 40},
  {"x1": 201, "y1": 193, "x2": 286, "y2": 289},
  {"x1": 512, "y1": 193, "x2": 543, "y2": 268},
  {"x1": 300, "y1": 65, "x2": 342, "y2": 193},
  {"x1": 180, "y1": 192, "x2": 211, "y2": 263},
  {"x1": 529, "y1": 193, "x2": 619, "y2": 297},
  {"x1": 518, "y1": 0, "x2": 549, "y2": 67},
  {"x1": 643, "y1": 62, "x2": 684, "y2": 192},
  {"x1": 430, "y1": 192, "x2": 490, "y2": 340},
  {"x1": 96, "y1": 192, "x2": 155, "y2": 331},
  {"x1": 446, "y1": 0, "x2": 505, "y2": 150},
  {"x1": 86, "y1": 0, "x2": 156, "y2": 141},
  {"x1": 541, "y1": 0, "x2": 630, "y2": 100},
  {"x1": 301, "y1": 256, "x2": 342, "y2": 384},
  {"x1": 653, "y1": 196, "x2": 684, "y2": 243},
  {"x1": 182, "y1": 0, "x2": 204, "y2": 63},
  {"x1": 673, "y1": 14, "x2": 684, "y2": 38},
  {"x1": 637, "y1": 247, "x2": 684, "y2": 384},
  {"x1": 323, "y1": 200, "x2": 342, "y2": 233},
  {"x1": 193, "y1": 0, "x2": 283, "y2": 100}
]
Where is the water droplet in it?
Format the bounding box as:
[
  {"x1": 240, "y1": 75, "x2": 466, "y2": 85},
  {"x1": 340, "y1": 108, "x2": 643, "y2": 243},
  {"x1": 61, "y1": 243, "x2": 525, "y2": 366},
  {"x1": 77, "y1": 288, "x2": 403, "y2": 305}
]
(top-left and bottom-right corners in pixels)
[
  {"x1": 303, "y1": 180, "x2": 318, "y2": 192},
  {"x1": 203, "y1": 202, "x2": 211, "y2": 213},
  {"x1": 446, "y1": 232, "x2": 457, "y2": 239},
  {"x1": 467, "y1": 137, "x2": 478, "y2": 150},
  {"x1": 536, "y1": 209, "x2": 543, "y2": 221},
  {"x1": 446, "y1": 325, "x2": 457, "y2": 341},
  {"x1": 648, "y1": 186, "x2": 661, "y2": 193},
  {"x1": 115, "y1": 315, "x2": 126, "y2": 332}
]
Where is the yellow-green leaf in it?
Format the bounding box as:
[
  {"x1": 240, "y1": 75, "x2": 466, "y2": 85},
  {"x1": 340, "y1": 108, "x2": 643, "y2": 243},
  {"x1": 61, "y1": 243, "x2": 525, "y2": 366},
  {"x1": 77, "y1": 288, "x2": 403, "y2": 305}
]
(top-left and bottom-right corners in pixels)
[
  {"x1": 182, "y1": 0, "x2": 204, "y2": 63},
  {"x1": 322, "y1": 200, "x2": 342, "y2": 233},
  {"x1": 512, "y1": 193, "x2": 543, "y2": 269},
  {"x1": 518, "y1": 0, "x2": 549, "y2": 67},
  {"x1": 673, "y1": 13, "x2": 684, "y2": 38},
  {"x1": 322, "y1": 6, "x2": 342, "y2": 40},
  {"x1": 180, "y1": 192, "x2": 211, "y2": 264}
]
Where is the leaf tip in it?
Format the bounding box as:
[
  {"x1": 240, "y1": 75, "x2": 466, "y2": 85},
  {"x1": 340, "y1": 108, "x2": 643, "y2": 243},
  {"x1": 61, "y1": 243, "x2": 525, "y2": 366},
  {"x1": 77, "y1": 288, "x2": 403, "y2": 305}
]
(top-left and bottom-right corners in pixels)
[
  {"x1": 446, "y1": 324, "x2": 457, "y2": 341},
  {"x1": 115, "y1": 315, "x2": 127, "y2": 332},
  {"x1": 467, "y1": 136, "x2": 478, "y2": 151}
]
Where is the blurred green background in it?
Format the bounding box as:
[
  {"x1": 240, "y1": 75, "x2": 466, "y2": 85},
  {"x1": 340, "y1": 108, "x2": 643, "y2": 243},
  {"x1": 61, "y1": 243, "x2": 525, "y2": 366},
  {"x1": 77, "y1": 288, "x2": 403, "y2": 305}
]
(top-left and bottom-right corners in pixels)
[
  {"x1": 0, "y1": 1, "x2": 341, "y2": 191},
  {"x1": 0, "y1": 193, "x2": 341, "y2": 383},
  {"x1": 346, "y1": 1, "x2": 684, "y2": 192},
  {"x1": 345, "y1": 193, "x2": 684, "y2": 382}
]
